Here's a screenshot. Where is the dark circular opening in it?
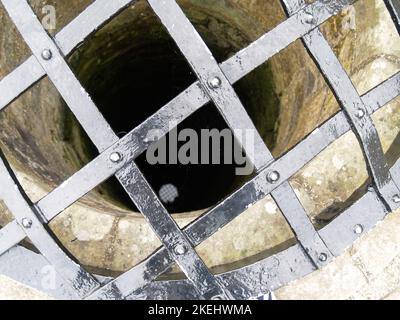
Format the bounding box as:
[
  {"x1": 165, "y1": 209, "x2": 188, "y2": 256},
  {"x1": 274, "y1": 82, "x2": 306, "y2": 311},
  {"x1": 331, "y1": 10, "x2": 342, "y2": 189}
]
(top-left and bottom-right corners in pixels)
[{"x1": 68, "y1": 1, "x2": 279, "y2": 213}]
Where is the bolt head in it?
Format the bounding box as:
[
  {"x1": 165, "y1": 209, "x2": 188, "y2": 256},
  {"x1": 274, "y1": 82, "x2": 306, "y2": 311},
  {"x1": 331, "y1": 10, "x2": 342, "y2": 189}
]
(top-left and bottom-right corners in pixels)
[
  {"x1": 393, "y1": 195, "x2": 400, "y2": 204},
  {"x1": 109, "y1": 152, "x2": 122, "y2": 163},
  {"x1": 304, "y1": 14, "x2": 315, "y2": 24},
  {"x1": 267, "y1": 171, "x2": 280, "y2": 184},
  {"x1": 174, "y1": 244, "x2": 187, "y2": 256},
  {"x1": 21, "y1": 218, "x2": 32, "y2": 229},
  {"x1": 318, "y1": 253, "x2": 328, "y2": 262},
  {"x1": 208, "y1": 77, "x2": 222, "y2": 89},
  {"x1": 356, "y1": 108, "x2": 365, "y2": 119},
  {"x1": 41, "y1": 49, "x2": 52, "y2": 60},
  {"x1": 353, "y1": 224, "x2": 364, "y2": 235}
]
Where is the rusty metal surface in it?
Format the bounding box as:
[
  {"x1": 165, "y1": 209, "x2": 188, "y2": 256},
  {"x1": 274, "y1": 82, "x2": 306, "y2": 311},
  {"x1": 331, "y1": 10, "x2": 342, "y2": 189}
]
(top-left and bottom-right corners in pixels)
[{"x1": 0, "y1": 0, "x2": 399, "y2": 300}]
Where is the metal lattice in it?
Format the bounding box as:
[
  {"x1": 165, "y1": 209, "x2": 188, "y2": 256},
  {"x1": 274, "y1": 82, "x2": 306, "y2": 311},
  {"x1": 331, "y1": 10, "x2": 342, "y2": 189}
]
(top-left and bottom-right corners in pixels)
[{"x1": 0, "y1": 0, "x2": 399, "y2": 300}]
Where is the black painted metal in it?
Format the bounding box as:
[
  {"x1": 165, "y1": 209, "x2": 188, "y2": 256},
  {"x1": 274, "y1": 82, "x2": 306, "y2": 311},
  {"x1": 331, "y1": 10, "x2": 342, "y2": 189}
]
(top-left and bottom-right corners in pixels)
[{"x1": 0, "y1": 0, "x2": 399, "y2": 300}]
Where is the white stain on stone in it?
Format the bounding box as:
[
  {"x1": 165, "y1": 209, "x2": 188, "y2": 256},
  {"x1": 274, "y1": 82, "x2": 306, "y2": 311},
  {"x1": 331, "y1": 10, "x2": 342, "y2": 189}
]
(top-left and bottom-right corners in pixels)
[
  {"x1": 264, "y1": 201, "x2": 277, "y2": 215},
  {"x1": 332, "y1": 154, "x2": 345, "y2": 170},
  {"x1": 71, "y1": 211, "x2": 114, "y2": 241},
  {"x1": 118, "y1": 219, "x2": 131, "y2": 233}
]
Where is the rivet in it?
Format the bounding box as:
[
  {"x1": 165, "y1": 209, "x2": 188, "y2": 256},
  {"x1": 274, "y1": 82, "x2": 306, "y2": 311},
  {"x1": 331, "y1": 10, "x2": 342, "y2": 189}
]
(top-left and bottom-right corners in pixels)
[
  {"x1": 304, "y1": 13, "x2": 315, "y2": 24},
  {"x1": 174, "y1": 244, "x2": 187, "y2": 255},
  {"x1": 356, "y1": 108, "x2": 365, "y2": 119},
  {"x1": 267, "y1": 171, "x2": 280, "y2": 184},
  {"x1": 109, "y1": 152, "x2": 122, "y2": 163},
  {"x1": 318, "y1": 253, "x2": 328, "y2": 262},
  {"x1": 353, "y1": 224, "x2": 364, "y2": 234},
  {"x1": 393, "y1": 195, "x2": 400, "y2": 203},
  {"x1": 21, "y1": 218, "x2": 32, "y2": 229},
  {"x1": 208, "y1": 76, "x2": 222, "y2": 89},
  {"x1": 233, "y1": 288, "x2": 243, "y2": 295},
  {"x1": 41, "y1": 49, "x2": 52, "y2": 60}
]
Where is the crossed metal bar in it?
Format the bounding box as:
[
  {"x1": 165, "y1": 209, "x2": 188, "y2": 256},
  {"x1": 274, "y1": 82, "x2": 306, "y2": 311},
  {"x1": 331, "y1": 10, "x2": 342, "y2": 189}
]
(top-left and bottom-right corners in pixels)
[{"x1": 0, "y1": 0, "x2": 399, "y2": 300}]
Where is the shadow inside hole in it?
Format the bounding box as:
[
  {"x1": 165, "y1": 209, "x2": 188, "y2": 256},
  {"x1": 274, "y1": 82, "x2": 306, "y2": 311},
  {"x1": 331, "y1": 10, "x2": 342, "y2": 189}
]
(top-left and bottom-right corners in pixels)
[{"x1": 66, "y1": 2, "x2": 278, "y2": 213}]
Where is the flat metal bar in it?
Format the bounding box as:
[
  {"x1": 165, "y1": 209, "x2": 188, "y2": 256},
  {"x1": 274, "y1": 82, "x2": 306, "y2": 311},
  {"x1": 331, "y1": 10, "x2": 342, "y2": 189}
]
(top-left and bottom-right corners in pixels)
[
  {"x1": 271, "y1": 182, "x2": 332, "y2": 266},
  {"x1": 0, "y1": 220, "x2": 25, "y2": 256},
  {"x1": 282, "y1": 0, "x2": 400, "y2": 211},
  {"x1": 0, "y1": 152, "x2": 100, "y2": 298},
  {"x1": 54, "y1": 0, "x2": 136, "y2": 55},
  {"x1": 0, "y1": 246, "x2": 80, "y2": 299},
  {"x1": 319, "y1": 189, "x2": 388, "y2": 256},
  {"x1": 0, "y1": 0, "x2": 136, "y2": 112},
  {"x1": 1, "y1": 0, "x2": 118, "y2": 152},
  {"x1": 0, "y1": 56, "x2": 45, "y2": 111},
  {"x1": 127, "y1": 244, "x2": 315, "y2": 300},
  {"x1": 307, "y1": 33, "x2": 400, "y2": 209},
  {"x1": 115, "y1": 164, "x2": 232, "y2": 300},
  {"x1": 148, "y1": 0, "x2": 270, "y2": 169}
]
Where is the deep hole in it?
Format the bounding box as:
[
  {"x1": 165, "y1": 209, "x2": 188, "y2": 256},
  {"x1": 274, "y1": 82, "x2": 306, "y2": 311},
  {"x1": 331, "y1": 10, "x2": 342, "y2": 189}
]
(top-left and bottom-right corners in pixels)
[
  {"x1": 68, "y1": 2, "x2": 279, "y2": 213},
  {"x1": 136, "y1": 103, "x2": 252, "y2": 212}
]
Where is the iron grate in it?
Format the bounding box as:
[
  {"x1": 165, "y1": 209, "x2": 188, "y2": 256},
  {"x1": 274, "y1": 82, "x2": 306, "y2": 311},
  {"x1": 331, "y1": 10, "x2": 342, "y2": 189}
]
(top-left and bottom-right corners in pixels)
[{"x1": 0, "y1": 0, "x2": 399, "y2": 299}]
